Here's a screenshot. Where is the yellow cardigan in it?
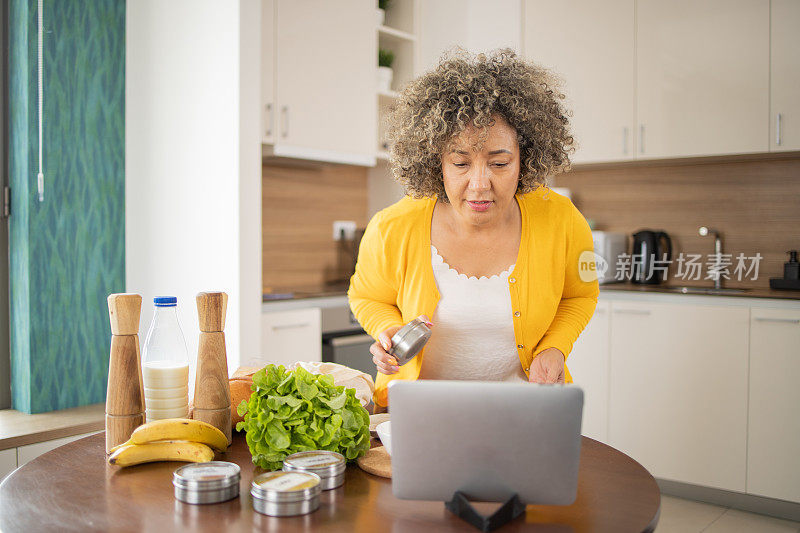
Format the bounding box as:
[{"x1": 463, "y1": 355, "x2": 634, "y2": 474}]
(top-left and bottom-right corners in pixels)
[{"x1": 348, "y1": 187, "x2": 599, "y2": 407}]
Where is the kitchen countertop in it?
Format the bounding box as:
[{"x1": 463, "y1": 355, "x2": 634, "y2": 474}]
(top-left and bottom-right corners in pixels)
[
  {"x1": 264, "y1": 281, "x2": 800, "y2": 302},
  {"x1": 600, "y1": 282, "x2": 800, "y2": 300},
  {"x1": 0, "y1": 403, "x2": 105, "y2": 451},
  {"x1": 263, "y1": 281, "x2": 351, "y2": 302}
]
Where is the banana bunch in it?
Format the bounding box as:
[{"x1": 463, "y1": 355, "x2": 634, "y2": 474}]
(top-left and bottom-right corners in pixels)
[{"x1": 108, "y1": 418, "x2": 228, "y2": 467}]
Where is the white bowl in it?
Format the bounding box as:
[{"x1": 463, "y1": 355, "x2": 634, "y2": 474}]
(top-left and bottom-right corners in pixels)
[{"x1": 375, "y1": 421, "x2": 392, "y2": 456}]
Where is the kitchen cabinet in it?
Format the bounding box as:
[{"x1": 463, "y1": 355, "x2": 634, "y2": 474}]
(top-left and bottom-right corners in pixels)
[
  {"x1": 260, "y1": 308, "x2": 322, "y2": 366},
  {"x1": 747, "y1": 307, "x2": 800, "y2": 502},
  {"x1": 260, "y1": 0, "x2": 275, "y2": 144},
  {"x1": 523, "y1": 0, "x2": 635, "y2": 163},
  {"x1": 16, "y1": 432, "x2": 99, "y2": 468},
  {"x1": 565, "y1": 300, "x2": 610, "y2": 443},
  {"x1": 636, "y1": 0, "x2": 769, "y2": 159},
  {"x1": 262, "y1": 0, "x2": 376, "y2": 166},
  {"x1": 0, "y1": 448, "x2": 15, "y2": 481},
  {"x1": 770, "y1": 0, "x2": 800, "y2": 152},
  {"x1": 1, "y1": 431, "x2": 100, "y2": 482},
  {"x1": 607, "y1": 300, "x2": 749, "y2": 492}
]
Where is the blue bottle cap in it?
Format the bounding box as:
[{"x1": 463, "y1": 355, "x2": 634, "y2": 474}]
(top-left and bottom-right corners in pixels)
[{"x1": 154, "y1": 296, "x2": 178, "y2": 307}]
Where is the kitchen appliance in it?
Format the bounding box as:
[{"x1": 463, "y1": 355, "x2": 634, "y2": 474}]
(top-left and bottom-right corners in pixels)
[
  {"x1": 770, "y1": 250, "x2": 800, "y2": 290},
  {"x1": 591, "y1": 231, "x2": 628, "y2": 284},
  {"x1": 631, "y1": 230, "x2": 672, "y2": 285},
  {"x1": 321, "y1": 304, "x2": 374, "y2": 375}
]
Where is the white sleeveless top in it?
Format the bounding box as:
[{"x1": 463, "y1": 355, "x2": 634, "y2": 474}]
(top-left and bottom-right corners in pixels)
[{"x1": 418, "y1": 245, "x2": 528, "y2": 382}]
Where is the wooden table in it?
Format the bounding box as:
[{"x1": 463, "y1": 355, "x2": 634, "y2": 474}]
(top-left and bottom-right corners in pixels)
[{"x1": 0, "y1": 432, "x2": 660, "y2": 532}]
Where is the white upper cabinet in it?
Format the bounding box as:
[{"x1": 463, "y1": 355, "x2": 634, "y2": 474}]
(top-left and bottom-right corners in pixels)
[
  {"x1": 636, "y1": 0, "x2": 769, "y2": 159},
  {"x1": 770, "y1": 0, "x2": 800, "y2": 152},
  {"x1": 263, "y1": 0, "x2": 376, "y2": 166},
  {"x1": 524, "y1": 0, "x2": 635, "y2": 163},
  {"x1": 747, "y1": 307, "x2": 800, "y2": 502},
  {"x1": 261, "y1": 0, "x2": 275, "y2": 144}
]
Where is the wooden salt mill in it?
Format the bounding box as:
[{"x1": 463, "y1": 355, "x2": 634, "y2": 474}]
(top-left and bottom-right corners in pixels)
[
  {"x1": 106, "y1": 293, "x2": 145, "y2": 454},
  {"x1": 193, "y1": 292, "x2": 232, "y2": 445}
]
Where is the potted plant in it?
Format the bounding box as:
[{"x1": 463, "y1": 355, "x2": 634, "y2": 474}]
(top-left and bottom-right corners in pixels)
[
  {"x1": 378, "y1": 48, "x2": 395, "y2": 93},
  {"x1": 377, "y1": 0, "x2": 391, "y2": 26}
]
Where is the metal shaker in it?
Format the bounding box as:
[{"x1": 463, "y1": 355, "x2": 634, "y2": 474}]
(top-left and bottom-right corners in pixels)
[{"x1": 389, "y1": 317, "x2": 432, "y2": 365}]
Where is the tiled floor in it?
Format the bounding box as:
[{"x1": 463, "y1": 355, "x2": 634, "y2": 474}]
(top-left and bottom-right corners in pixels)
[{"x1": 657, "y1": 495, "x2": 800, "y2": 532}]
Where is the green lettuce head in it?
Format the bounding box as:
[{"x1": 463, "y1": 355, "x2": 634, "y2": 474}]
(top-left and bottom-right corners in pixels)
[{"x1": 236, "y1": 364, "x2": 371, "y2": 471}]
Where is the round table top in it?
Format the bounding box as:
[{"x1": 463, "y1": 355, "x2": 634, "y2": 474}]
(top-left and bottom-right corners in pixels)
[{"x1": 0, "y1": 432, "x2": 660, "y2": 532}]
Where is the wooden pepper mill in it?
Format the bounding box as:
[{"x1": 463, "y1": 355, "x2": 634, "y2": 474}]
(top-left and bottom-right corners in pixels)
[
  {"x1": 193, "y1": 292, "x2": 232, "y2": 445},
  {"x1": 106, "y1": 293, "x2": 145, "y2": 454}
]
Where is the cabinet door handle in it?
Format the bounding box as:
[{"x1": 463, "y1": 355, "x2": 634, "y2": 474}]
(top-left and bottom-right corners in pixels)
[
  {"x1": 265, "y1": 103, "x2": 273, "y2": 137},
  {"x1": 754, "y1": 317, "x2": 799, "y2": 324},
  {"x1": 281, "y1": 105, "x2": 289, "y2": 139},
  {"x1": 330, "y1": 334, "x2": 374, "y2": 347},
  {"x1": 271, "y1": 322, "x2": 309, "y2": 330},
  {"x1": 613, "y1": 308, "x2": 651, "y2": 315},
  {"x1": 623, "y1": 127, "x2": 629, "y2": 155},
  {"x1": 639, "y1": 124, "x2": 645, "y2": 154},
  {"x1": 776, "y1": 113, "x2": 782, "y2": 146}
]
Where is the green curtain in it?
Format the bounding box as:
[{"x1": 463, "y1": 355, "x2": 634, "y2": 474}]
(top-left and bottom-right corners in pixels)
[{"x1": 8, "y1": 0, "x2": 125, "y2": 413}]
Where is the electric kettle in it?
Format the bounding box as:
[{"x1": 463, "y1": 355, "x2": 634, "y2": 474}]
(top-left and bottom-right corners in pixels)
[{"x1": 630, "y1": 230, "x2": 672, "y2": 284}]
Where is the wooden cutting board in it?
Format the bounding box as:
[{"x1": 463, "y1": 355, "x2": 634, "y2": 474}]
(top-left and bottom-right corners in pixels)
[{"x1": 357, "y1": 445, "x2": 391, "y2": 478}]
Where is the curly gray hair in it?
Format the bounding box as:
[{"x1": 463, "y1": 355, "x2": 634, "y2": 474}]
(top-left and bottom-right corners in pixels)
[{"x1": 386, "y1": 48, "x2": 574, "y2": 201}]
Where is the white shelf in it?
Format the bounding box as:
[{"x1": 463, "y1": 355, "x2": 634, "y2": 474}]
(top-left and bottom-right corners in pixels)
[
  {"x1": 376, "y1": 150, "x2": 390, "y2": 161},
  {"x1": 378, "y1": 25, "x2": 416, "y2": 43}
]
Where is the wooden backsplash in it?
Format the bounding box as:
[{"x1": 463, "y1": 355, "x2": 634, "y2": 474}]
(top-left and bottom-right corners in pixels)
[
  {"x1": 554, "y1": 153, "x2": 800, "y2": 288},
  {"x1": 262, "y1": 162, "x2": 368, "y2": 292}
]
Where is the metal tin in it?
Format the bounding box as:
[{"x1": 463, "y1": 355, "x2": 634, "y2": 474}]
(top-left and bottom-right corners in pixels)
[
  {"x1": 251, "y1": 471, "x2": 321, "y2": 517},
  {"x1": 389, "y1": 318, "x2": 431, "y2": 365},
  {"x1": 283, "y1": 450, "x2": 346, "y2": 490},
  {"x1": 173, "y1": 461, "x2": 240, "y2": 504}
]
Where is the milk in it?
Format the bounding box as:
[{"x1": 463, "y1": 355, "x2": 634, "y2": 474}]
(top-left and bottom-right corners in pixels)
[
  {"x1": 143, "y1": 361, "x2": 189, "y2": 422},
  {"x1": 142, "y1": 297, "x2": 190, "y2": 422}
]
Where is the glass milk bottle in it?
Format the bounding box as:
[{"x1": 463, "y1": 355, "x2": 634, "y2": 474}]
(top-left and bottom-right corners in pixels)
[{"x1": 142, "y1": 296, "x2": 189, "y2": 422}]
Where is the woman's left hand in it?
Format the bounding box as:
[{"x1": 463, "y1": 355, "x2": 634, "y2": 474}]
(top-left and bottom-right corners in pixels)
[{"x1": 528, "y1": 348, "x2": 566, "y2": 384}]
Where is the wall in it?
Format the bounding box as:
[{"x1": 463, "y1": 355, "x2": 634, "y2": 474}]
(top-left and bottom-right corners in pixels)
[
  {"x1": 262, "y1": 162, "x2": 368, "y2": 291},
  {"x1": 555, "y1": 154, "x2": 800, "y2": 288},
  {"x1": 126, "y1": 0, "x2": 262, "y2": 383},
  {"x1": 8, "y1": 0, "x2": 126, "y2": 413}
]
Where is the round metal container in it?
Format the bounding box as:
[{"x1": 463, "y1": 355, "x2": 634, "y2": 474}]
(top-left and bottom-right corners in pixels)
[
  {"x1": 251, "y1": 471, "x2": 321, "y2": 517},
  {"x1": 283, "y1": 450, "x2": 346, "y2": 490},
  {"x1": 173, "y1": 461, "x2": 240, "y2": 504},
  {"x1": 389, "y1": 318, "x2": 431, "y2": 365}
]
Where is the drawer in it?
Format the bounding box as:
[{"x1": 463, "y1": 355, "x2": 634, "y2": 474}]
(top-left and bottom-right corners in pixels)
[
  {"x1": 17, "y1": 432, "x2": 99, "y2": 467},
  {"x1": 0, "y1": 447, "x2": 16, "y2": 481},
  {"x1": 260, "y1": 308, "x2": 322, "y2": 366}
]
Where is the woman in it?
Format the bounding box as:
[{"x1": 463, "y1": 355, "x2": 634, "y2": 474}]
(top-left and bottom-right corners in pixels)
[{"x1": 348, "y1": 49, "x2": 599, "y2": 408}]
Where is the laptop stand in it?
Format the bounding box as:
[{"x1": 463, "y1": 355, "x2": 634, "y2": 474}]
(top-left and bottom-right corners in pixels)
[{"x1": 445, "y1": 491, "x2": 526, "y2": 532}]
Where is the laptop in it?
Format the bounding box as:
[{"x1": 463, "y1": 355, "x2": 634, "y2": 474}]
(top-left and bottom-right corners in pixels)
[{"x1": 388, "y1": 380, "x2": 584, "y2": 505}]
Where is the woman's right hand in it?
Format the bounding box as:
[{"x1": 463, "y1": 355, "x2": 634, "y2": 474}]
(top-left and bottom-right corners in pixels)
[
  {"x1": 370, "y1": 315, "x2": 433, "y2": 375},
  {"x1": 370, "y1": 325, "x2": 402, "y2": 375}
]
